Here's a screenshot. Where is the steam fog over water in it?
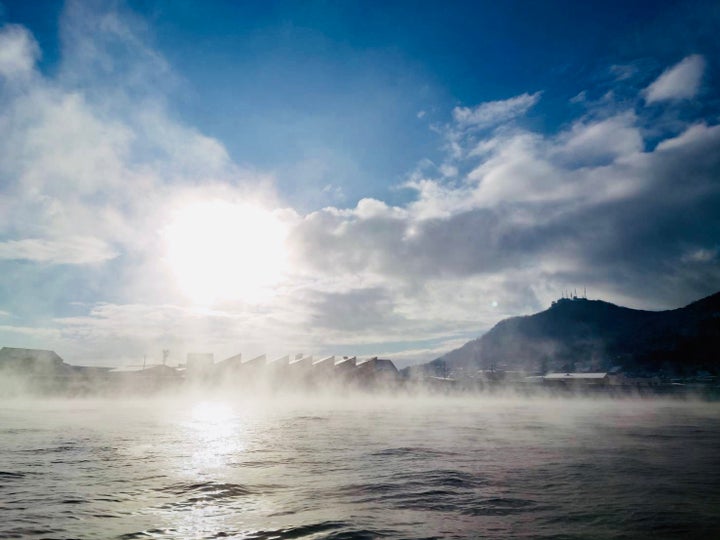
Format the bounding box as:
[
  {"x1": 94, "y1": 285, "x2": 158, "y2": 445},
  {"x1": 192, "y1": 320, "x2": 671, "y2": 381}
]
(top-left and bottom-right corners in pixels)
[
  {"x1": 2, "y1": 395, "x2": 720, "y2": 539},
  {"x1": 3, "y1": 1, "x2": 720, "y2": 538}
]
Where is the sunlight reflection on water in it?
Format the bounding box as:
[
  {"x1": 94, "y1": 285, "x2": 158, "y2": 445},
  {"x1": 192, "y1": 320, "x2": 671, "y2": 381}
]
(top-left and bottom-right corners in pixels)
[{"x1": 183, "y1": 401, "x2": 247, "y2": 470}]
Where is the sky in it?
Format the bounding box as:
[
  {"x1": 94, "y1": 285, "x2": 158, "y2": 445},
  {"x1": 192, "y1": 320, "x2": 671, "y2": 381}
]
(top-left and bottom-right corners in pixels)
[{"x1": 0, "y1": 0, "x2": 719, "y2": 367}]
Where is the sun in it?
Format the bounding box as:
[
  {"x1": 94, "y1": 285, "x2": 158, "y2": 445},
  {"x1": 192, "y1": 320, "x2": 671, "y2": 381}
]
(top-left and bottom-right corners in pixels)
[{"x1": 162, "y1": 200, "x2": 288, "y2": 304}]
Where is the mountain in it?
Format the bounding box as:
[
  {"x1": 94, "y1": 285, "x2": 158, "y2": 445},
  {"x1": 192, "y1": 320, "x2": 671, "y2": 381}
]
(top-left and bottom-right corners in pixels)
[{"x1": 414, "y1": 291, "x2": 720, "y2": 377}]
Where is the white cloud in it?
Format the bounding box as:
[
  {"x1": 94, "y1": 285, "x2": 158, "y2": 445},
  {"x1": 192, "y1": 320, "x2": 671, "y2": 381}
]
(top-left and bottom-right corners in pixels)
[
  {"x1": 467, "y1": 132, "x2": 572, "y2": 206},
  {"x1": 655, "y1": 122, "x2": 720, "y2": 152},
  {"x1": 439, "y1": 164, "x2": 458, "y2": 177},
  {"x1": 321, "y1": 183, "x2": 345, "y2": 202},
  {"x1": 644, "y1": 54, "x2": 705, "y2": 103},
  {"x1": 0, "y1": 24, "x2": 39, "y2": 80},
  {"x1": 452, "y1": 91, "x2": 541, "y2": 129},
  {"x1": 552, "y1": 112, "x2": 643, "y2": 165},
  {"x1": 0, "y1": 236, "x2": 118, "y2": 264},
  {"x1": 288, "y1": 92, "x2": 720, "y2": 326},
  {"x1": 569, "y1": 91, "x2": 587, "y2": 104},
  {"x1": 57, "y1": 0, "x2": 174, "y2": 99},
  {"x1": 1, "y1": 90, "x2": 135, "y2": 198},
  {"x1": 0, "y1": 6, "x2": 274, "y2": 270},
  {"x1": 354, "y1": 198, "x2": 405, "y2": 220},
  {"x1": 682, "y1": 247, "x2": 717, "y2": 263},
  {"x1": 0, "y1": 325, "x2": 62, "y2": 338},
  {"x1": 609, "y1": 64, "x2": 638, "y2": 81}
]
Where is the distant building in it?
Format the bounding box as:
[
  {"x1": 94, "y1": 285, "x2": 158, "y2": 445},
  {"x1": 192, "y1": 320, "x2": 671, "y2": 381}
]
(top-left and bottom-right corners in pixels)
[
  {"x1": 242, "y1": 354, "x2": 267, "y2": 370},
  {"x1": 186, "y1": 353, "x2": 214, "y2": 380},
  {"x1": 266, "y1": 355, "x2": 291, "y2": 379},
  {"x1": 213, "y1": 352, "x2": 243, "y2": 381},
  {"x1": 0, "y1": 345, "x2": 412, "y2": 395},
  {"x1": 0, "y1": 347, "x2": 75, "y2": 384},
  {"x1": 543, "y1": 372, "x2": 608, "y2": 386},
  {"x1": 313, "y1": 356, "x2": 335, "y2": 372},
  {"x1": 0, "y1": 347, "x2": 111, "y2": 394},
  {"x1": 289, "y1": 355, "x2": 313, "y2": 370},
  {"x1": 108, "y1": 364, "x2": 181, "y2": 391},
  {"x1": 0, "y1": 347, "x2": 66, "y2": 372},
  {"x1": 607, "y1": 373, "x2": 662, "y2": 387},
  {"x1": 218, "y1": 352, "x2": 242, "y2": 369},
  {"x1": 355, "y1": 357, "x2": 400, "y2": 386},
  {"x1": 335, "y1": 356, "x2": 357, "y2": 373},
  {"x1": 285, "y1": 355, "x2": 314, "y2": 387},
  {"x1": 268, "y1": 355, "x2": 290, "y2": 368}
]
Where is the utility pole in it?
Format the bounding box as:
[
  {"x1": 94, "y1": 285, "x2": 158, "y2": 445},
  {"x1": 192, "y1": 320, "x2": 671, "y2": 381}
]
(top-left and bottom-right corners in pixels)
[{"x1": 162, "y1": 349, "x2": 169, "y2": 366}]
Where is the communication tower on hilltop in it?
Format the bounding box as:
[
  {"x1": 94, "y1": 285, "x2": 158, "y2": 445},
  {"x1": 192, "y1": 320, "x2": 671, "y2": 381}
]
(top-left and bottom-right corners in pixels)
[{"x1": 556, "y1": 287, "x2": 588, "y2": 304}]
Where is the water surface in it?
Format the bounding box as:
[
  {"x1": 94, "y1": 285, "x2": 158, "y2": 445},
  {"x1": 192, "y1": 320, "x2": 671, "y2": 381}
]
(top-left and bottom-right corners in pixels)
[{"x1": 1, "y1": 396, "x2": 719, "y2": 539}]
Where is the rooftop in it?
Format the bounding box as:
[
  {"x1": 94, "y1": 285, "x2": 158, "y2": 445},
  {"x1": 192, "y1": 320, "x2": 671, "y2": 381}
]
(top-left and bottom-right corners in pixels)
[{"x1": 544, "y1": 372, "x2": 608, "y2": 380}]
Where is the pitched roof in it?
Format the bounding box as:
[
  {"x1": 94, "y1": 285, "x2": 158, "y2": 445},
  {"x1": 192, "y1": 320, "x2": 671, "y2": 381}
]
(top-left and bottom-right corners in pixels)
[{"x1": 544, "y1": 372, "x2": 607, "y2": 380}]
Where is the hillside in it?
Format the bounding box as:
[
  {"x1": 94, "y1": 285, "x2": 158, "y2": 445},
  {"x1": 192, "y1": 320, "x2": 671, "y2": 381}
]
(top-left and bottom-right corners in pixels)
[{"x1": 415, "y1": 291, "x2": 720, "y2": 377}]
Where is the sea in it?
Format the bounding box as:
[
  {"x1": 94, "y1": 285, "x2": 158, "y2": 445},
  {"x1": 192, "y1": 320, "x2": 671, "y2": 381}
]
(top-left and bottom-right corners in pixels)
[{"x1": 1, "y1": 394, "x2": 720, "y2": 539}]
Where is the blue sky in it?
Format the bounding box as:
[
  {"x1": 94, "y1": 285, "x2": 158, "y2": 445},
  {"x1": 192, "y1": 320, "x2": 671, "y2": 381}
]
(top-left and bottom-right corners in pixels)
[{"x1": 0, "y1": 0, "x2": 719, "y2": 366}]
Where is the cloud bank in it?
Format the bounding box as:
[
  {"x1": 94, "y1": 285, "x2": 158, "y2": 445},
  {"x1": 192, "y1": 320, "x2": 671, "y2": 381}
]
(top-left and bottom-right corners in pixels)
[{"x1": 0, "y1": 3, "x2": 718, "y2": 368}]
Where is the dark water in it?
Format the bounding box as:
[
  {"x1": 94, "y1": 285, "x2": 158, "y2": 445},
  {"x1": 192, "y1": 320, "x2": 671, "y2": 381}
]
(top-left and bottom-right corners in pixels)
[{"x1": 1, "y1": 396, "x2": 720, "y2": 539}]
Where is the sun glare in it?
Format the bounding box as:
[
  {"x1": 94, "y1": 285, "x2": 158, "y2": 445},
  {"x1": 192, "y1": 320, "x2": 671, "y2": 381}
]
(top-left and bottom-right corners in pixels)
[{"x1": 163, "y1": 200, "x2": 288, "y2": 304}]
